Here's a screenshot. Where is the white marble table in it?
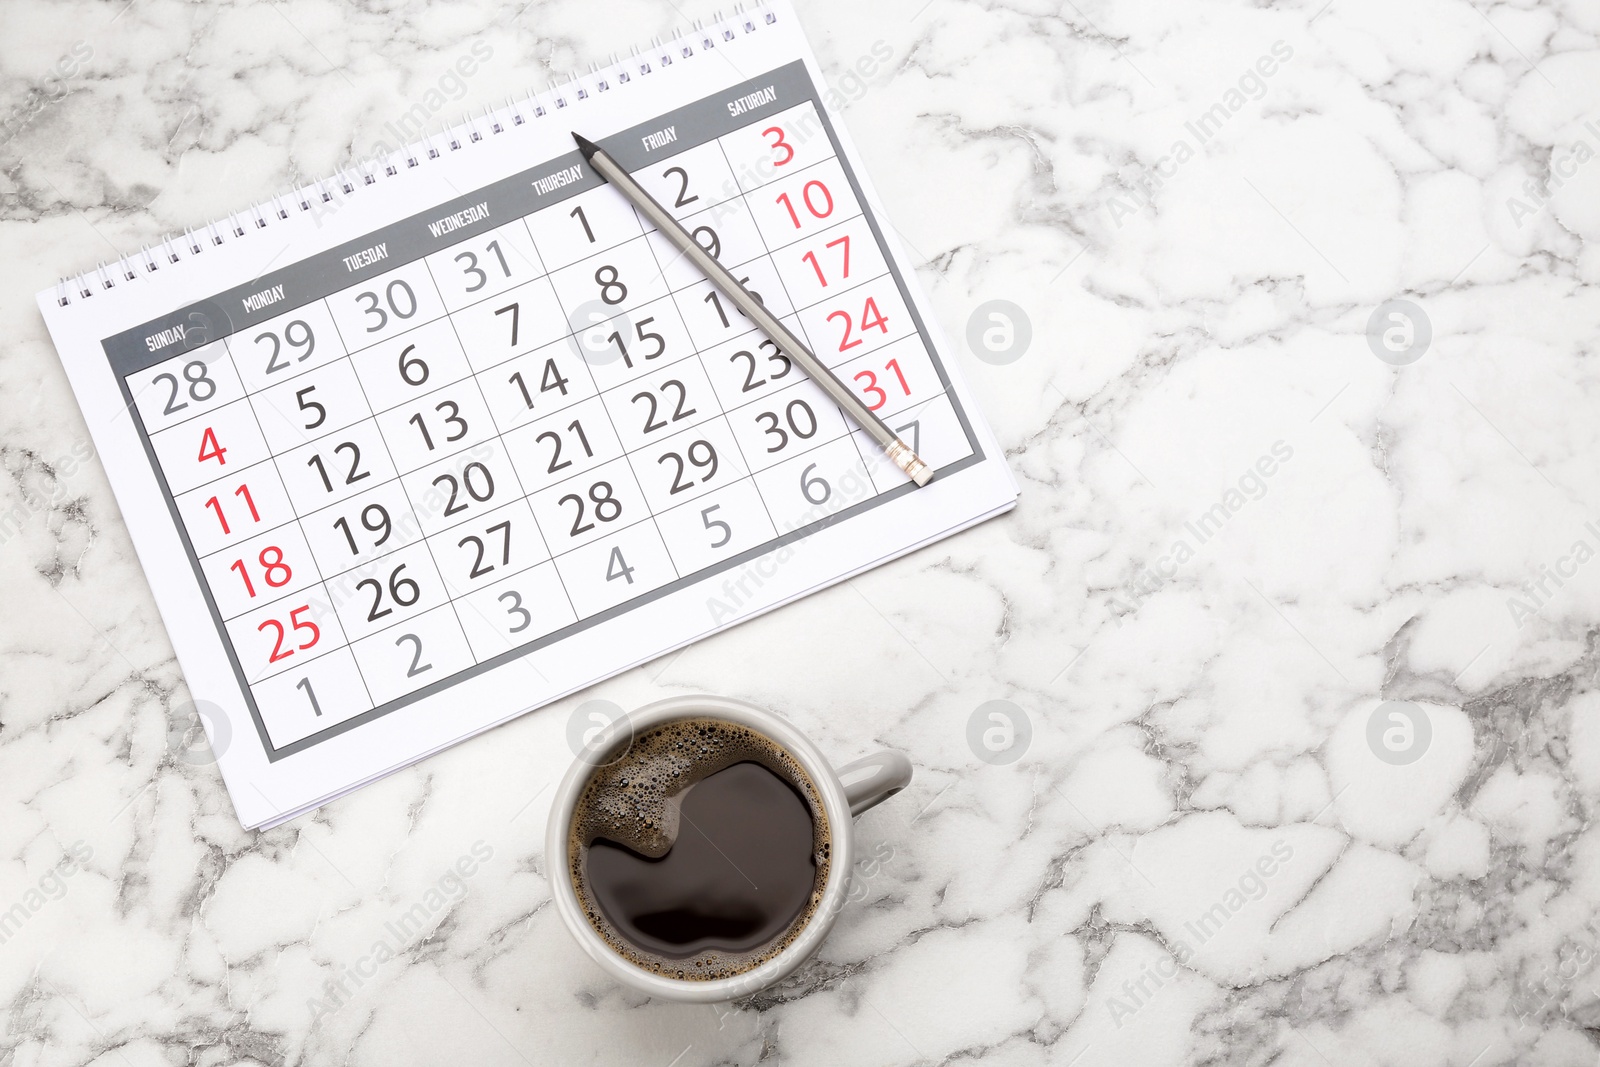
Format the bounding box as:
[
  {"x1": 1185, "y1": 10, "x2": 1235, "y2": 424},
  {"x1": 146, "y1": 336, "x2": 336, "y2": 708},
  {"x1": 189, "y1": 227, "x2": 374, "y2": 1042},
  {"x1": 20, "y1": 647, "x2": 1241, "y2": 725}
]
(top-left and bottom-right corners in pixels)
[{"x1": 4, "y1": 0, "x2": 1600, "y2": 1063}]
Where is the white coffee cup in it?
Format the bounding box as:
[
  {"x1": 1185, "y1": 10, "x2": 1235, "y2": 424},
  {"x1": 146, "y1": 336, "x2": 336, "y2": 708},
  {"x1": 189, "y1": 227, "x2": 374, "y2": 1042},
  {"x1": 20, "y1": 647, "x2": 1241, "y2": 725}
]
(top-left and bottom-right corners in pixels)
[{"x1": 545, "y1": 694, "x2": 912, "y2": 1003}]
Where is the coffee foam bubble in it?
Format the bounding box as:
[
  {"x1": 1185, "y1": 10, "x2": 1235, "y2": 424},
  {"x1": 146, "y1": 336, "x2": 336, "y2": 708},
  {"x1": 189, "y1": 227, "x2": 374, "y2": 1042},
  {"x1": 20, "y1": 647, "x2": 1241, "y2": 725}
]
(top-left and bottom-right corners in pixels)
[{"x1": 568, "y1": 716, "x2": 832, "y2": 981}]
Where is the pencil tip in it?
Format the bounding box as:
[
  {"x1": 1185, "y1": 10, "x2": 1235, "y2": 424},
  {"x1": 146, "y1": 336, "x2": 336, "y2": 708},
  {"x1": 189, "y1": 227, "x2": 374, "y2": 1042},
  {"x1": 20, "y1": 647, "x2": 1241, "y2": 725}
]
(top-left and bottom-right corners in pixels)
[{"x1": 572, "y1": 132, "x2": 601, "y2": 161}]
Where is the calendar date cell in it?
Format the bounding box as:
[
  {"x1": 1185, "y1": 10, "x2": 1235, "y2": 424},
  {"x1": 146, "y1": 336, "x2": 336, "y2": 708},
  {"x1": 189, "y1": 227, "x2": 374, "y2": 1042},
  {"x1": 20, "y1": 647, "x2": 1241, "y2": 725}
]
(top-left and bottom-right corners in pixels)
[
  {"x1": 548, "y1": 237, "x2": 668, "y2": 322},
  {"x1": 427, "y1": 220, "x2": 545, "y2": 312},
  {"x1": 224, "y1": 585, "x2": 346, "y2": 684},
  {"x1": 770, "y1": 213, "x2": 888, "y2": 313},
  {"x1": 149, "y1": 398, "x2": 272, "y2": 496},
  {"x1": 200, "y1": 522, "x2": 321, "y2": 620},
  {"x1": 501, "y1": 395, "x2": 622, "y2": 496},
  {"x1": 553, "y1": 522, "x2": 676, "y2": 619},
  {"x1": 718, "y1": 103, "x2": 835, "y2": 191},
  {"x1": 528, "y1": 456, "x2": 649, "y2": 554},
  {"x1": 327, "y1": 260, "x2": 447, "y2": 349},
  {"x1": 300, "y1": 478, "x2": 424, "y2": 579},
  {"x1": 351, "y1": 604, "x2": 476, "y2": 705},
  {"x1": 748, "y1": 157, "x2": 863, "y2": 251},
  {"x1": 629, "y1": 416, "x2": 748, "y2": 514},
  {"x1": 401, "y1": 437, "x2": 522, "y2": 537},
  {"x1": 726, "y1": 378, "x2": 849, "y2": 473},
  {"x1": 455, "y1": 562, "x2": 577, "y2": 660},
  {"x1": 602, "y1": 356, "x2": 721, "y2": 453},
  {"x1": 573, "y1": 295, "x2": 695, "y2": 395},
  {"x1": 347, "y1": 317, "x2": 473, "y2": 414},
  {"x1": 642, "y1": 196, "x2": 768, "y2": 292},
  {"x1": 127, "y1": 342, "x2": 244, "y2": 434},
  {"x1": 853, "y1": 393, "x2": 972, "y2": 491},
  {"x1": 325, "y1": 538, "x2": 449, "y2": 643},
  {"x1": 795, "y1": 273, "x2": 915, "y2": 368},
  {"x1": 432, "y1": 499, "x2": 550, "y2": 598},
  {"x1": 251, "y1": 358, "x2": 374, "y2": 454},
  {"x1": 673, "y1": 257, "x2": 794, "y2": 351},
  {"x1": 252, "y1": 648, "x2": 372, "y2": 749},
  {"x1": 836, "y1": 334, "x2": 941, "y2": 420},
  {"x1": 174, "y1": 461, "x2": 296, "y2": 558},
  {"x1": 633, "y1": 140, "x2": 740, "y2": 222},
  {"x1": 752, "y1": 435, "x2": 880, "y2": 536},
  {"x1": 231, "y1": 302, "x2": 348, "y2": 393},
  {"x1": 480, "y1": 340, "x2": 597, "y2": 435},
  {"x1": 652, "y1": 479, "x2": 779, "y2": 577},
  {"x1": 278, "y1": 420, "x2": 400, "y2": 512},
  {"x1": 699, "y1": 329, "x2": 806, "y2": 410},
  {"x1": 449, "y1": 276, "x2": 568, "y2": 372},
  {"x1": 375, "y1": 378, "x2": 497, "y2": 474},
  {"x1": 523, "y1": 185, "x2": 643, "y2": 272}
]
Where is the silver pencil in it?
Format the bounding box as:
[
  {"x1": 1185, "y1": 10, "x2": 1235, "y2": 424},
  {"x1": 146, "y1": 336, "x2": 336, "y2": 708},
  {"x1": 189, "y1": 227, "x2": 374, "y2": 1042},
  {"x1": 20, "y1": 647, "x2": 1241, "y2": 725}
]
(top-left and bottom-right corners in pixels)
[{"x1": 572, "y1": 132, "x2": 932, "y2": 488}]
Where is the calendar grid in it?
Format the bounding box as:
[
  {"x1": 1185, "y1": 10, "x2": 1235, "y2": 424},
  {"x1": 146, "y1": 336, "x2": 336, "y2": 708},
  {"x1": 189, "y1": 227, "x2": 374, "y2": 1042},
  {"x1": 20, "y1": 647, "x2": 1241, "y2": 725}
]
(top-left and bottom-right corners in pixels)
[{"x1": 108, "y1": 60, "x2": 990, "y2": 760}]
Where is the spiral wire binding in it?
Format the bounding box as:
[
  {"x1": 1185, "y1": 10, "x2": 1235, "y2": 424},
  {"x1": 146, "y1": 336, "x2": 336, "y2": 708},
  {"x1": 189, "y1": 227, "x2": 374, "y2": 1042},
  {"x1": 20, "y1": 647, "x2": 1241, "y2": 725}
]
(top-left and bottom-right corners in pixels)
[{"x1": 55, "y1": 3, "x2": 780, "y2": 307}]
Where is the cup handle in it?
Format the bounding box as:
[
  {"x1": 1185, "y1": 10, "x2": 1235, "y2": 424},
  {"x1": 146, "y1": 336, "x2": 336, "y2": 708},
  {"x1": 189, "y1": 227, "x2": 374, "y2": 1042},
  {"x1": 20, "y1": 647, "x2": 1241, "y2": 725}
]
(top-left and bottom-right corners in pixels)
[{"x1": 834, "y1": 750, "x2": 913, "y2": 816}]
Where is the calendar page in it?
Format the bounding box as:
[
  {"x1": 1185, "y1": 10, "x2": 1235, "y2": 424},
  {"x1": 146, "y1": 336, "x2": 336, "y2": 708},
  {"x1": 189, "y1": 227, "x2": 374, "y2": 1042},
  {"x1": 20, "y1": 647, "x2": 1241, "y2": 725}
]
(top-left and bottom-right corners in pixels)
[{"x1": 36, "y1": 2, "x2": 1017, "y2": 829}]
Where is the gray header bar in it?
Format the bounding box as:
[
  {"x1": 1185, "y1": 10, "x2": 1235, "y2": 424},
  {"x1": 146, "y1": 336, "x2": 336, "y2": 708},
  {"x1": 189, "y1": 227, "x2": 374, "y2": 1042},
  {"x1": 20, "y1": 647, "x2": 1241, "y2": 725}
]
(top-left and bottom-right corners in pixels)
[{"x1": 102, "y1": 60, "x2": 812, "y2": 377}]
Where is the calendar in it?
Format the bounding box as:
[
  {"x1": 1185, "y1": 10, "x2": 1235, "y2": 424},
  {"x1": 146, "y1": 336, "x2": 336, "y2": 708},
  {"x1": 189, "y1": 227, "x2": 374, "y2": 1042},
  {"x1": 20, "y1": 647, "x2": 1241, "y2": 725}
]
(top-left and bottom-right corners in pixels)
[{"x1": 36, "y1": 2, "x2": 1017, "y2": 828}]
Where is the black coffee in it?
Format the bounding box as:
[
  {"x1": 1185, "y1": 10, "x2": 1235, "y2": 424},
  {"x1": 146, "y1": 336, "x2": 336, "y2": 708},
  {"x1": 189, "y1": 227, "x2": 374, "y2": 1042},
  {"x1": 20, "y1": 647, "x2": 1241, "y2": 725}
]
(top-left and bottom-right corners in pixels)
[{"x1": 568, "y1": 717, "x2": 831, "y2": 980}]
